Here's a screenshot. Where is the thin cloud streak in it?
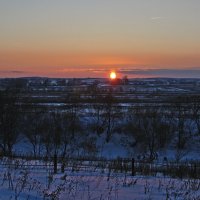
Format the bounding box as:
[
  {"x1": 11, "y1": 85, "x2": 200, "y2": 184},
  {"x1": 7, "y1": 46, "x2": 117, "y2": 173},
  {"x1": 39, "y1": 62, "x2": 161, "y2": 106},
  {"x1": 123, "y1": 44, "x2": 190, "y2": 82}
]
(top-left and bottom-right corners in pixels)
[
  {"x1": 119, "y1": 68, "x2": 200, "y2": 78},
  {"x1": 0, "y1": 70, "x2": 26, "y2": 74},
  {"x1": 151, "y1": 17, "x2": 163, "y2": 20}
]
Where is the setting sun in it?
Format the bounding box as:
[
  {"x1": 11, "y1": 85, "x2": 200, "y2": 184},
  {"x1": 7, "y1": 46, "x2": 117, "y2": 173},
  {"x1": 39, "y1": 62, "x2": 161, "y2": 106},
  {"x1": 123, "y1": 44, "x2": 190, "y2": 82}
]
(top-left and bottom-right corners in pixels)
[{"x1": 110, "y1": 71, "x2": 117, "y2": 80}]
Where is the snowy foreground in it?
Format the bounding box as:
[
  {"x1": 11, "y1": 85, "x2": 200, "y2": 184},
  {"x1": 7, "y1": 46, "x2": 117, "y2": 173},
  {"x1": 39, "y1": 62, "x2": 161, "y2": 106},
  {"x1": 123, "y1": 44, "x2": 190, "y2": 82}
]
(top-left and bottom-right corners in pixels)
[{"x1": 0, "y1": 159, "x2": 200, "y2": 200}]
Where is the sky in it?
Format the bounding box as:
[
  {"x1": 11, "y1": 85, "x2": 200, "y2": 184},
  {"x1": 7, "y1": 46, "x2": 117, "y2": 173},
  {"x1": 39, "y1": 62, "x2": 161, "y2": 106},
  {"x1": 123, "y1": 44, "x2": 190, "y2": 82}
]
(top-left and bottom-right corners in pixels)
[{"x1": 0, "y1": 0, "x2": 200, "y2": 78}]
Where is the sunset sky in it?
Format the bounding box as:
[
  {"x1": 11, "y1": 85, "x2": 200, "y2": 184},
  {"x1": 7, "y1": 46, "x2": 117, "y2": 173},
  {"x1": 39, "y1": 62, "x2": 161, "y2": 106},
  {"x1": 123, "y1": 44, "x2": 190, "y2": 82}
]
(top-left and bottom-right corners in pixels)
[{"x1": 0, "y1": 0, "x2": 200, "y2": 78}]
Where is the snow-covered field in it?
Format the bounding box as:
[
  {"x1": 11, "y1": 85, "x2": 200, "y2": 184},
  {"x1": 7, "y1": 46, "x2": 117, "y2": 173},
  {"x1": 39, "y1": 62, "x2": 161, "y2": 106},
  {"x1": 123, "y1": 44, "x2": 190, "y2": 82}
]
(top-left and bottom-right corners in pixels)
[{"x1": 0, "y1": 158, "x2": 199, "y2": 200}]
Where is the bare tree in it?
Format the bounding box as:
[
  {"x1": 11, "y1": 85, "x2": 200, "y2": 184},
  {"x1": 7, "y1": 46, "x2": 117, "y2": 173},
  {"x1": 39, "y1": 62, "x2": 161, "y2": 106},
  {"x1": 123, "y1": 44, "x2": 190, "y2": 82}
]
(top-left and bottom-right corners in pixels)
[
  {"x1": 39, "y1": 90, "x2": 83, "y2": 171},
  {"x1": 171, "y1": 97, "x2": 188, "y2": 149},
  {"x1": 190, "y1": 95, "x2": 200, "y2": 135},
  {"x1": 102, "y1": 90, "x2": 122, "y2": 142},
  {"x1": 0, "y1": 90, "x2": 20, "y2": 156},
  {"x1": 40, "y1": 113, "x2": 54, "y2": 159},
  {"x1": 88, "y1": 85, "x2": 106, "y2": 135},
  {"x1": 65, "y1": 91, "x2": 82, "y2": 139},
  {"x1": 23, "y1": 109, "x2": 46, "y2": 158},
  {"x1": 124, "y1": 105, "x2": 171, "y2": 161}
]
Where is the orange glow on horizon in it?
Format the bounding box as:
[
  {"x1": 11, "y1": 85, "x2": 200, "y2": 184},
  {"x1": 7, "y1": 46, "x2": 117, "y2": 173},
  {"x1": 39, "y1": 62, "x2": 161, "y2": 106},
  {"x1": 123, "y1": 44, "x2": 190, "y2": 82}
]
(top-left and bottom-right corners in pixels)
[{"x1": 1, "y1": 50, "x2": 200, "y2": 78}]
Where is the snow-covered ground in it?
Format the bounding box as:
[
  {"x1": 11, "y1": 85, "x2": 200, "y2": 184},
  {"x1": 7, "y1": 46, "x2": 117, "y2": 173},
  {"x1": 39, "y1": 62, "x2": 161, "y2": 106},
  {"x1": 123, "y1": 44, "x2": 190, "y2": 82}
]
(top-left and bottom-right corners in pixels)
[
  {"x1": 0, "y1": 158, "x2": 199, "y2": 200},
  {"x1": 14, "y1": 132, "x2": 200, "y2": 161}
]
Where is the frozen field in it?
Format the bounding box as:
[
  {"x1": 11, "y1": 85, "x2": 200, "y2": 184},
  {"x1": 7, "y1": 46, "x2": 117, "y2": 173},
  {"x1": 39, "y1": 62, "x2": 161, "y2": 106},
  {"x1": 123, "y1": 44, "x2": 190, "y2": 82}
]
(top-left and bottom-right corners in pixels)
[{"x1": 0, "y1": 159, "x2": 199, "y2": 200}]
